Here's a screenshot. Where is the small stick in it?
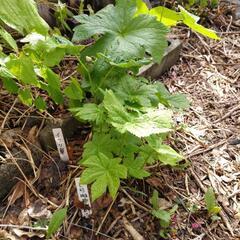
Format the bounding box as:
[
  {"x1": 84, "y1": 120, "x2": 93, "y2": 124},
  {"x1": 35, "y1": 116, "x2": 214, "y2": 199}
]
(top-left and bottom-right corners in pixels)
[
  {"x1": 106, "y1": 209, "x2": 128, "y2": 234},
  {"x1": 121, "y1": 189, "x2": 150, "y2": 212},
  {"x1": 96, "y1": 194, "x2": 118, "y2": 235},
  {"x1": 185, "y1": 173, "x2": 190, "y2": 196},
  {"x1": 123, "y1": 217, "x2": 145, "y2": 240},
  {"x1": 227, "y1": 189, "x2": 240, "y2": 199},
  {"x1": 15, "y1": 142, "x2": 37, "y2": 177},
  {"x1": 213, "y1": 105, "x2": 240, "y2": 124},
  {"x1": 217, "y1": 31, "x2": 240, "y2": 34},
  {"x1": 66, "y1": 209, "x2": 78, "y2": 236},
  {"x1": 0, "y1": 224, "x2": 47, "y2": 231},
  {"x1": 0, "y1": 98, "x2": 17, "y2": 135},
  {"x1": 186, "y1": 139, "x2": 228, "y2": 158}
]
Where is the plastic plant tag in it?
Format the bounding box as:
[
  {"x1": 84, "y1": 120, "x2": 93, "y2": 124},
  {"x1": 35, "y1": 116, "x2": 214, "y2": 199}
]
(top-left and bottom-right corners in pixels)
[
  {"x1": 52, "y1": 128, "x2": 69, "y2": 162},
  {"x1": 75, "y1": 178, "x2": 92, "y2": 218}
]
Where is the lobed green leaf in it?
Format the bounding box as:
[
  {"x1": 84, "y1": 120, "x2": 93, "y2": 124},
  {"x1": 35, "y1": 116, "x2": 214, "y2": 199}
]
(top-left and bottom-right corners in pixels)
[
  {"x1": 73, "y1": 0, "x2": 168, "y2": 62},
  {"x1": 81, "y1": 153, "x2": 127, "y2": 201}
]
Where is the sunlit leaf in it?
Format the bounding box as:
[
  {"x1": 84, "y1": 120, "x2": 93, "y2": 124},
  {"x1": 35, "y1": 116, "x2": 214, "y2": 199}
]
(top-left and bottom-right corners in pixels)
[
  {"x1": 179, "y1": 6, "x2": 220, "y2": 40},
  {"x1": 81, "y1": 153, "x2": 127, "y2": 200},
  {"x1": 18, "y1": 89, "x2": 32, "y2": 106},
  {"x1": 0, "y1": 66, "x2": 16, "y2": 79},
  {"x1": 73, "y1": 0, "x2": 168, "y2": 62},
  {"x1": 135, "y1": 0, "x2": 149, "y2": 15},
  {"x1": 204, "y1": 187, "x2": 221, "y2": 215},
  {"x1": 6, "y1": 55, "x2": 39, "y2": 86},
  {"x1": 0, "y1": 27, "x2": 18, "y2": 51},
  {"x1": 149, "y1": 6, "x2": 182, "y2": 26},
  {"x1": 134, "y1": 1, "x2": 219, "y2": 39},
  {"x1": 0, "y1": 0, "x2": 49, "y2": 35},
  {"x1": 103, "y1": 90, "x2": 173, "y2": 138},
  {"x1": 150, "y1": 144, "x2": 183, "y2": 166},
  {"x1": 64, "y1": 78, "x2": 83, "y2": 100},
  {"x1": 47, "y1": 208, "x2": 67, "y2": 238}
]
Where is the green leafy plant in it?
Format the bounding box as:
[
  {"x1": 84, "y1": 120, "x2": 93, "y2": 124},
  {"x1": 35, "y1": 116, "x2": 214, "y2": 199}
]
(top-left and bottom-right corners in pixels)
[
  {"x1": 0, "y1": 0, "x2": 85, "y2": 110},
  {"x1": 55, "y1": 1, "x2": 73, "y2": 31},
  {"x1": 0, "y1": 0, "x2": 221, "y2": 236},
  {"x1": 135, "y1": 0, "x2": 220, "y2": 39},
  {"x1": 0, "y1": 0, "x2": 49, "y2": 35},
  {"x1": 0, "y1": 32, "x2": 84, "y2": 109},
  {"x1": 73, "y1": 0, "x2": 168, "y2": 62},
  {"x1": 0, "y1": 0, "x2": 216, "y2": 203},
  {"x1": 68, "y1": 0, "x2": 190, "y2": 202},
  {"x1": 47, "y1": 208, "x2": 68, "y2": 238},
  {"x1": 204, "y1": 187, "x2": 221, "y2": 220},
  {"x1": 150, "y1": 190, "x2": 178, "y2": 238},
  {"x1": 81, "y1": 153, "x2": 128, "y2": 200}
]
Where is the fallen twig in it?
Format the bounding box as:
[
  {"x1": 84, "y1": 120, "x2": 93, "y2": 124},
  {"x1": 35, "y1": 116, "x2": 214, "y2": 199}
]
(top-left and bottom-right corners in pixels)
[
  {"x1": 0, "y1": 224, "x2": 47, "y2": 231},
  {"x1": 0, "y1": 99, "x2": 17, "y2": 135},
  {"x1": 106, "y1": 209, "x2": 128, "y2": 234},
  {"x1": 96, "y1": 194, "x2": 118, "y2": 236},
  {"x1": 186, "y1": 139, "x2": 228, "y2": 158},
  {"x1": 123, "y1": 217, "x2": 145, "y2": 240},
  {"x1": 213, "y1": 105, "x2": 240, "y2": 124},
  {"x1": 121, "y1": 188, "x2": 150, "y2": 212}
]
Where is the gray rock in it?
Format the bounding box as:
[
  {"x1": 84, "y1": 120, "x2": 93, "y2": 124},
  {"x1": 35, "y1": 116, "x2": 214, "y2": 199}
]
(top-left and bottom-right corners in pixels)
[
  {"x1": 38, "y1": 117, "x2": 80, "y2": 151},
  {"x1": 224, "y1": 0, "x2": 240, "y2": 19}
]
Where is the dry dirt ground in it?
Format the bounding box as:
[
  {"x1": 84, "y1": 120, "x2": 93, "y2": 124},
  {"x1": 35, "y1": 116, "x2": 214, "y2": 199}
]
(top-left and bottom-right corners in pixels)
[{"x1": 0, "y1": 7, "x2": 239, "y2": 240}]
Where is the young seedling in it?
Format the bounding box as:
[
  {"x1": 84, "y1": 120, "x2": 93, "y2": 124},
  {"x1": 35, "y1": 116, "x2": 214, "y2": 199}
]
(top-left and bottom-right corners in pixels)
[
  {"x1": 47, "y1": 207, "x2": 68, "y2": 238},
  {"x1": 150, "y1": 190, "x2": 178, "y2": 238},
  {"x1": 204, "y1": 187, "x2": 221, "y2": 221}
]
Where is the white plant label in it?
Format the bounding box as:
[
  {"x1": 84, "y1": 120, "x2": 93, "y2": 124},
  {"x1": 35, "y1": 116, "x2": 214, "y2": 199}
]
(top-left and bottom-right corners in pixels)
[
  {"x1": 52, "y1": 128, "x2": 69, "y2": 162},
  {"x1": 75, "y1": 178, "x2": 92, "y2": 218}
]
